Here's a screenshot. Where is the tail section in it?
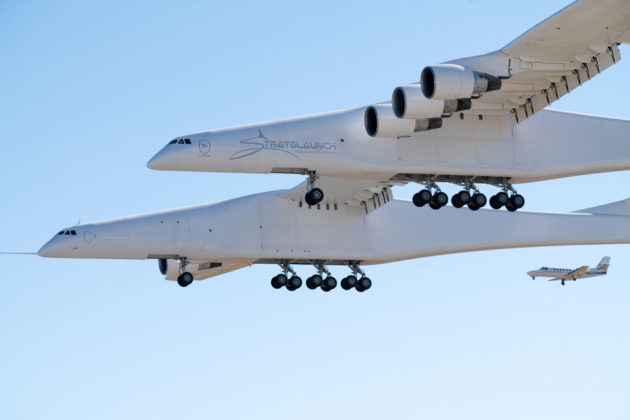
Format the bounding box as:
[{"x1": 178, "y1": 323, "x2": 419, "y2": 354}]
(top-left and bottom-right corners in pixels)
[{"x1": 596, "y1": 256, "x2": 611, "y2": 272}]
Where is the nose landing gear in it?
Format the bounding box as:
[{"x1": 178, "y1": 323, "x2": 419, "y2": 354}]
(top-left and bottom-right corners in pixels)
[
  {"x1": 304, "y1": 171, "x2": 324, "y2": 206},
  {"x1": 176, "y1": 258, "x2": 194, "y2": 287}
]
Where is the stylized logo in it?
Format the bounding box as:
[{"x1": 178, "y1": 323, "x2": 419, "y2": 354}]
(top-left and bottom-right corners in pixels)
[
  {"x1": 199, "y1": 139, "x2": 211, "y2": 155},
  {"x1": 229, "y1": 130, "x2": 336, "y2": 160}
]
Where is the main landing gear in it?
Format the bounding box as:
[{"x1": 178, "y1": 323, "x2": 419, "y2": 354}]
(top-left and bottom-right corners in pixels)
[
  {"x1": 271, "y1": 262, "x2": 371, "y2": 292},
  {"x1": 304, "y1": 171, "x2": 324, "y2": 206},
  {"x1": 412, "y1": 177, "x2": 448, "y2": 210},
  {"x1": 412, "y1": 176, "x2": 525, "y2": 212},
  {"x1": 177, "y1": 258, "x2": 194, "y2": 287}
]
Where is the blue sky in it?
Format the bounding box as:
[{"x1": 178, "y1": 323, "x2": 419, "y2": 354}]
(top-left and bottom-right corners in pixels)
[{"x1": 1, "y1": 1, "x2": 629, "y2": 419}]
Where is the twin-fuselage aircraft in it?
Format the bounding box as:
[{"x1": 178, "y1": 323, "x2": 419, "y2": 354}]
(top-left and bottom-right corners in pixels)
[{"x1": 38, "y1": 0, "x2": 630, "y2": 291}]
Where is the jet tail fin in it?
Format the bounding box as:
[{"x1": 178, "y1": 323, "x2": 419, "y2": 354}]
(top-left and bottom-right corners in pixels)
[{"x1": 596, "y1": 256, "x2": 611, "y2": 272}]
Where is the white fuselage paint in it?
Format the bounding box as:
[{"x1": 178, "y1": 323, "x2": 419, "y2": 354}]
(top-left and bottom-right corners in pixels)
[
  {"x1": 38, "y1": 191, "x2": 630, "y2": 268},
  {"x1": 147, "y1": 108, "x2": 630, "y2": 184}
]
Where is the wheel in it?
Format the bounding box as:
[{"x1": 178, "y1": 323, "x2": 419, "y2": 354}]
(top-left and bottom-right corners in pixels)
[
  {"x1": 429, "y1": 201, "x2": 441, "y2": 210},
  {"x1": 471, "y1": 193, "x2": 486, "y2": 208},
  {"x1": 510, "y1": 194, "x2": 525, "y2": 209},
  {"x1": 321, "y1": 276, "x2": 337, "y2": 292},
  {"x1": 271, "y1": 273, "x2": 287, "y2": 289},
  {"x1": 418, "y1": 189, "x2": 432, "y2": 203},
  {"x1": 286, "y1": 275, "x2": 302, "y2": 291},
  {"x1": 177, "y1": 272, "x2": 194, "y2": 287},
  {"x1": 412, "y1": 192, "x2": 426, "y2": 207},
  {"x1": 468, "y1": 201, "x2": 480, "y2": 211},
  {"x1": 431, "y1": 191, "x2": 448, "y2": 208},
  {"x1": 505, "y1": 202, "x2": 517, "y2": 212},
  {"x1": 357, "y1": 277, "x2": 372, "y2": 292},
  {"x1": 451, "y1": 195, "x2": 463, "y2": 208},
  {"x1": 457, "y1": 190, "x2": 470, "y2": 204},
  {"x1": 306, "y1": 274, "x2": 322, "y2": 289},
  {"x1": 341, "y1": 275, "x2": 357, "y2": 290},
  {"x1": 305, "y1": 190, "x2": 320, "y2": 206},
  {"x1": 309, "y1": 188, "x2": 324, "y2": 204},
  {"x1": 495, "y1": 191, "x2": 509, "y2": 206}
]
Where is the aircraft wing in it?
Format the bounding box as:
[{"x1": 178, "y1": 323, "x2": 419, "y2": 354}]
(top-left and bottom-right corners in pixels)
[
  {"x1": 548, "y1": 265, "x2": 589, "y2": 281},
  {"x1": 278, "y1": 176, "x2": 405, "y2": 214},
  {"x1": 448, "y1": 0, "x2": 630, "y2": 124}
]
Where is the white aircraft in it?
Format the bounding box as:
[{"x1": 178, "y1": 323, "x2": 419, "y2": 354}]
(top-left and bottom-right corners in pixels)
[
  {"x1": 527, "y1": 257, "x2": 610, "y2": 285},
  {"x1": 37, "y1": 0, "x2": 630, "y2": 291}
]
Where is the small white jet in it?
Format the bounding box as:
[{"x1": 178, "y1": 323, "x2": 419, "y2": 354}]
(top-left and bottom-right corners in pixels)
[
  {"x1": 34, "y1": 1, "x2": 630, "y2": 291},
  {"x1": 527, "y1": 257, "x2": 611, "y2": 285}
]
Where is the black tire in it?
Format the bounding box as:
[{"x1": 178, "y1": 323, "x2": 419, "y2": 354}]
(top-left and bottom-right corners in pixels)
[
  {"x1": 271, "y1": 274, "x2": 287, "y2": 289},
  {"x1": 471, "y1": 193, "x2": 486, "y2": 208},
  {"x1": 309, "y1": 188, "x2": 324, "y2": 204},
  {"x1": 432, "y1": 192, "x2": 448, "y2": 207},
  {"x1": 489, "y1": 195, "x2": 501, "y2": 209},
  {"x1": 177, "y1": 272, "x2": 194, "y2": 287},
  {"x1": 468, "y1": 202, "x2": 480, "y2": 211},
  {"x1": 304, "y1": 191, "x2": 317, "y2": 206},
  {"x1": 412, "y1": 192, "x2": 426, "y2": 207},
  {"x1": 286, "y1": 275, "x2": 302, "y2": 291},
  {"x1": 357, "y1": 277, "x2": 372, "y2": 292},
  {"x1": 306, "y1": 274, "x2": 322, "y2": 289},
  {"x1": 505, "y1": 202, "x2": 517, "y2": 212},
  {"x1": 495, "y1": 191, "x2": 509, "y2": 206},
  {"x1": 451, "y1": 195, "x2": 463, "y2": 208},
  {"x1": 429, "y1": 201, "x2": 441, "y2": 210},
  {"x1": 510, "y1": 194, "x2": 525, "y2": 209},
  {"x1": 341, "y1": 275, "x2": 357, "y2": 290},
  {"x1": 457, "y1": 190, "x2": 471, "y2": 204},
  {"x1": 418, "y1": 189, "x2": 432, "y2": 203},
  {"x1": 321, "y1": 276, "x2": 336, "y2": 292}
]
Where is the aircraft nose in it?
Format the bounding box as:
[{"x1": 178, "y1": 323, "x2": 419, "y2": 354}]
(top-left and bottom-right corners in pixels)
[
  {"x1": 38, "y1": 238, "x2": 61, "y2": 257},
  {"x1": 147, "y1": 148, "x2": 170, "y2": 170}
]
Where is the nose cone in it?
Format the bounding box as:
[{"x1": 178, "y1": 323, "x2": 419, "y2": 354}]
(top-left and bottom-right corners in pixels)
[
  {"x1": 147, "y1": 147, "x2": 171, "y2": 170},
  {"x1": 38, "y1": 238, "x2": 62, "y2": 257}
]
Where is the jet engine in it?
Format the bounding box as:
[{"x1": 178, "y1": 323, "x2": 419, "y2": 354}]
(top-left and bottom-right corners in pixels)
[
  {"x1": 392, "y1": 84, "x2": 471, "y2": 119},
  {"x1": 364, "y1": 104, "x2": 442, "y2": 138},
  {"x1": 159, "y1": 258, "x2": 181, "y2": 279},
  {"x1": 420, "y1": 64, "x2": 501, "y2": 100}
]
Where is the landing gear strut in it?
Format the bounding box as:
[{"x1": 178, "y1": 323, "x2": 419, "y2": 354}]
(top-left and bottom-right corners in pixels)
[
  {"x1": 307, "y1": 263, "x2": 337, "y2": 291},
  {"x1": 304, "y1": 171, "x2": 324, "y2": 206},
  {"x1": 412, "y1": 176, "x2": 447, "y2": 210},
  {"x1": 272, "y1": 263, "x2": 302, "y2": 291},
  {"x1": 342, "y1": 263, "x2": 371, "y2": 292},
  {"x1": 490, "y1": 178, "x2": 525, "y2": 212},
  {"x1": 177, "y1": 258, "x2": 194, "y2": 287}
]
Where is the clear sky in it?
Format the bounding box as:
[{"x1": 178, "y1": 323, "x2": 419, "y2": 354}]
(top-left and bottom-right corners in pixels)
[{"x1": 1, "y1": 1, "x2": 629, "y2": 419}]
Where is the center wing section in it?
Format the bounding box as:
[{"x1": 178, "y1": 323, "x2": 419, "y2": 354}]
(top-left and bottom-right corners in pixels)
[
  {"x1": 278, "y1": 176, "x2": 405, "y2": 214},
  {"x1": 447, "y1": 0, "x2": 630, "y2": 124}
]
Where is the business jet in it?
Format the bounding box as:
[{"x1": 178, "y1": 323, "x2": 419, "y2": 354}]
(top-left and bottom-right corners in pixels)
[
  {"x1": 37, "y1": 0, "x2": 630, "y2": 291},
  {"x1": 527, "y1": 257, "x2": 610, "y2": 285}
]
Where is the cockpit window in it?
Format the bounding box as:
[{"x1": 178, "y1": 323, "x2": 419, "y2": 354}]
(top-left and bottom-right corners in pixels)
[
  {"x1": 59, "y1": 230, "x2": 77, "y2": 236},
  {"x1": 168, "y1": 138, "x2": 192, "y2": 145}
]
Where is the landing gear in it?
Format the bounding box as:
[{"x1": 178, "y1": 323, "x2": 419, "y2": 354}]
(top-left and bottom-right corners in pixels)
[
  {"x1": 344, "y1": 263, "x2": 372, "y2": 292},
  {"x1": 271, "y1": 263, "x2": 302, "y2": 291},
  {"x1": 561, "y1": 280, "x2": 565, "y2": 286},
  {"x1": 176, "y1": 258, "x2": 194, "y2": 287},
  {"x1": 412, "y1": 189, "x2": 432, "y2": 207},
  {"x1": 414, "y1": 177, "x2": 447, "y2": 210},
  {"x1": 306, "y1": 274, "x2": 323, "y2": 289},
  {"x1": 451, "y1": 190, "x2": 470, "y2": 208},
  {"x1": 492, "y1": 179, "x2": 525, "y2": 212},
  {"x1": 177, "y1": 272, "x2": 194, "y2": 287},
  {"x1": 321, "y1": 276, "x2": 337, "y2": 292},
  {"x1": 304, "y1": 171, "x2": 324, "y2": 205}
]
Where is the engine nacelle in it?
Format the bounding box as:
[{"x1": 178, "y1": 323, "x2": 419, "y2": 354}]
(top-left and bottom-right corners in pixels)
[
  {"x1": 392, "y1": 84, "x2": 471, "y2": 119},
  {"x1": 364, "y1": 104, "x2": 442, "y2": 138},
  {"x1": 420, "y1": 64, "x2": 501, "y2": 100}
]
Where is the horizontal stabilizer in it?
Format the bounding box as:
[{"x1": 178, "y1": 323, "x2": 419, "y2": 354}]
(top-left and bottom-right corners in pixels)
[{"x1": 578, "y1": 198, "x2": 630, "y2": 216}]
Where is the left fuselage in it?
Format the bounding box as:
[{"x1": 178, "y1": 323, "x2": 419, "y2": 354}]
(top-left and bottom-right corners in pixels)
[{"x1": 147, "y1": 107, "x2": 630, "y2": 184}]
